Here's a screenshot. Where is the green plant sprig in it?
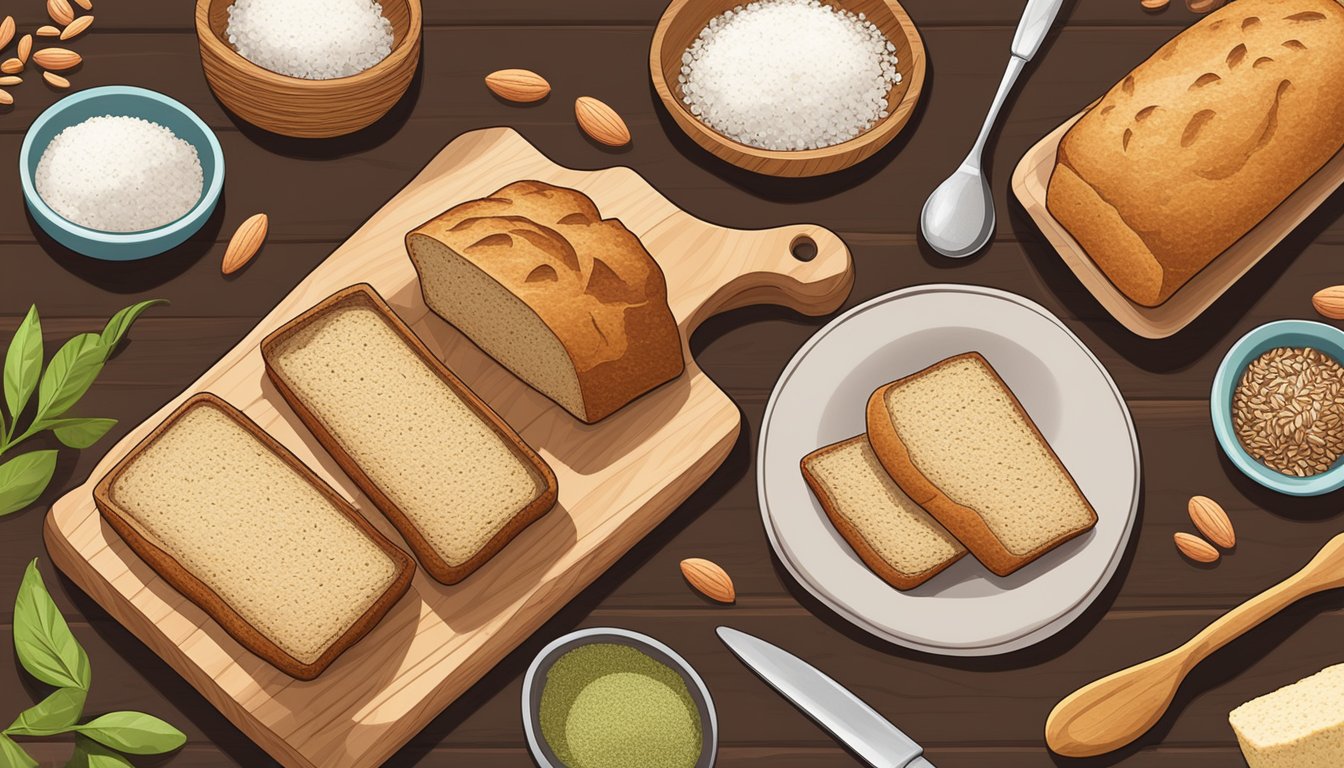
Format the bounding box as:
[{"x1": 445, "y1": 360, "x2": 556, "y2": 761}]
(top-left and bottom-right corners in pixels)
[{"x1": 0, "y1": 300, "x2": 164, "y2": 517}]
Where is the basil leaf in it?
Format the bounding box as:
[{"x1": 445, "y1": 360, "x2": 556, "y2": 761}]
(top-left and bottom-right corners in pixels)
[
  {"x1": 0, "y1": 734, "x2": 36, "y2": 768},
  {"x1": 0, "y1": 450, "x2": 58, "y2": 517},
  {"x1": 34, "y1": 334, "x2": 105, "y2": 425},
  {"x1": 5, "y1": 686, "x2": 86, "y2": 736},
  {"x1": 66, "y1": 736, "x2": 135, "y2": 768},
  {"x1": 73, "y1": 712, "x2": 185, "y2": 756},
  {"x1": 13, "y1": 559, "x2": 91, "y2": 690},
  {"x1": 98, "y1": 300, "x2": 166, "y2": 361},
  {"x1": 47, "y1": 419, "x2": 118, "y2": 450},
  {"x1": 3, "y1": 306, "x2": 42, "y2": 426}
]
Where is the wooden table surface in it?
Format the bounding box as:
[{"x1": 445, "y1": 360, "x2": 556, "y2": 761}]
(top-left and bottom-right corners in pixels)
[{"x1": 3, "y1": 1, "x2": 1342, "y2": 766}]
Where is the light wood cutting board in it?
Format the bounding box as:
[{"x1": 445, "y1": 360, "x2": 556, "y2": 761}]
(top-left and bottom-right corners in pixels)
[{"x1": 43, "y1": 127, "x2": 853, "y2": 768}]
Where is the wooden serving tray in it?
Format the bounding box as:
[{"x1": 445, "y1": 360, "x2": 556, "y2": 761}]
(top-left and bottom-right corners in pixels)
[
  {"x1": 1012, "y1": 111, "x2": 1344, "y2": 339},
  {"x1": 43, "y1": 127, "x2": 853, "y2": 768}
]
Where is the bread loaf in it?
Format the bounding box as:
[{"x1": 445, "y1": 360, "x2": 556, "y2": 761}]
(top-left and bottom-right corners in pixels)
[
  {"x1": 406, "y1": 181, "x2": 684, "y2": 423},
  {"x1": 1048, "y1": 0, "x2": 1344, "y2": 307},
  {"x1": 1230, "y1": 664, "x2": 1344, "y2": 767}
]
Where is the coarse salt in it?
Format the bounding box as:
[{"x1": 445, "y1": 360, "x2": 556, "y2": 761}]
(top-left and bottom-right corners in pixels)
[
  {"x1": 680, "y1": 0, "x2": 903, "y2": 151},
  {"x1": 226, "y1": 0, "x2": 394, "y2": 81}
]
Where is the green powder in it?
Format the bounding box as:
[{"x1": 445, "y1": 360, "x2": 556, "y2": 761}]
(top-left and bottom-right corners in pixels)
[{"x1": 539, "y1": 643, "x2": 702, "y2": 768}]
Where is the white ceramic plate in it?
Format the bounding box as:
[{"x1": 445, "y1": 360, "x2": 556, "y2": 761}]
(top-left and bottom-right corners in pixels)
[{"x1": 759, "y1": 285, "x2": 1140, "y2": 656}]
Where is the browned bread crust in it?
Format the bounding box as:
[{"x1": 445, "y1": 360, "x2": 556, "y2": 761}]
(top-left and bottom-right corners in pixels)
[
  {"x1": 1048, "y1": 0, "x2": 1344, "y2": 307},
  {"x1": 260, "y1": 284, "x2": 559, "y2": 586},
  {"x1": 864, "y1": 353, "x2": 1097, "y2": 577},
  {"x1": 93, "y1": 393, "x2": 416, "y2": 681}
]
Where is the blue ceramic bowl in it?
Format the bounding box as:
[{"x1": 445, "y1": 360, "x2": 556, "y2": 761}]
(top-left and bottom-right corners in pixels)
[
  {"x1": 1212, "y1": 320, "x2": 1344, "y2": 496},
  {"x1": 19, "y1": 85, "x2": 224, "y2": 261}
]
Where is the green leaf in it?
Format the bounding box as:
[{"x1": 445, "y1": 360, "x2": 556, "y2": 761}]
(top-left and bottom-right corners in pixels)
[
  {"x1": 98, "y1": 300, "x2": 166, "y2": 361},
  {"x1": 33, "y1": 334, "x2": 104, "y2": 425},
  {"x1": 3, "y1": 306, "x2": 42, "y2": 426},
  {"x1": 13, "y1": 559, "x2": 91, "y2": 690},
  {"x1": 5, "y1": 687, "x2": 86, "y2": 736},
  {"x1": 0, "y1": 451, "x2": 58, "y2": 517},
  {"x1": 0, "y1": 734, "x2": 36, "y2": 768},
  {"x1": 66, "y1": 736, "x2": 135, "y2": 768},
  {"x1": 47, "y1": 419, "x2": 118, "y2": 450},
  {"x1": 73, "y1": 712, "x2": 185, "y2": 756}
]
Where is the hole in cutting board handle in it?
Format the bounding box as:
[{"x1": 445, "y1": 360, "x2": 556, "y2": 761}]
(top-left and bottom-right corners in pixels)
[{"x1": 790, "y1": 235, "x2": 818, "y2": 262}]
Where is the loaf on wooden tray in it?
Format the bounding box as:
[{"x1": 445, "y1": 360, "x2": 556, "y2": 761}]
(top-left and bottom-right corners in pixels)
[
  {"x1": 1230, "y1": 664, "x2": 1344, "y2": 767},
  {"x1": 93, "y1": 394, "x2": 415, "y2": 680},
  {"x1": 261, "y1": 284, "x2": 559, "y2": 586},
  {"x1": 802, "y1": 436, "x2": 966, "y2": 591},
  {"x1": 1047, "y1": 0, "x2": 1344, "y2": 307},
  {"x1": 865, "y1": 353, "x2": 1097, "y2": 577},
  {"x1": 405, "y1": 180, "x2": 684, "y2": 424}
]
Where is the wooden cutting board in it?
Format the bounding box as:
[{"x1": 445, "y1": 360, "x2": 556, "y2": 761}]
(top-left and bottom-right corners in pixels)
[{"x1": 43, "y1": 127, "x2": 853, "y2": 768}]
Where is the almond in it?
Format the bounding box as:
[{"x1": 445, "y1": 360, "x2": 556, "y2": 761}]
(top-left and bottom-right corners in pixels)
[
  {"x1": 1141, "y1": 0, "x2": 1169, "y2": 8},
  {"x1": 48, "y1": 0, "x2": 75, "y2": 27},
  {"x1": 680, "y1": 558, "x2": 735, "y2": 604},
  {"x1": 1175, "y1": 532, "x2": 1220, "y2": 564},
  {"x1": 1312, "y1": 286, "x2": 1344, "y2": 320},
  {"x1": 0, "y1": 89, "x2": 12, "y2": 106},
  {"x1": 0, "y1": 17, "x2": 14, "y2": 51},
  {"x1": 0, "y1": 76, "x2": 22, "y2": 86},
  {"x1": 1186, "y1": 0, "x2": 1225, "y2": 12},
  {"x1": 485, "y1": 68, "x2": 550, "y2": 103},
  {"x1": 17, "y1": 35, "x2": 32, "y2": 64},
  {"x1": 1188, "y1": 496, "x2": 1235, "y2": 549},
  {"x1": 36, "y1": 25, "x2": 61, "y2": 38},
  {"x1": 74, "y1": 0, "x2": 92, "y2": 9},
  {"x1": 42, "y1": 71, "x2": 69, "y2": 89},
  {"x1": 575, "y1": 96, "x2": 631, "y2": 147},
  {"x1": 1, "y1": 58, "x2": 22, "y2": 75},
  {"x1": 33, "y1": 47, "x2": 80, "y2": 71},
  {"x1": 61, "y1": 15, "x2": 93, "y2": 40},
  {"x1": 222, "y1": 214, "x2": 268, "y2": 276}
]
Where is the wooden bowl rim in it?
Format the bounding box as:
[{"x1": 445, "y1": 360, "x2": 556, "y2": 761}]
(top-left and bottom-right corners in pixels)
[
  {"x1": 649, "y1": 0, "x2": 927, "y2": 164},
  {"x1": 194, "y1": 0, "x2": 423, "y2": 87}
]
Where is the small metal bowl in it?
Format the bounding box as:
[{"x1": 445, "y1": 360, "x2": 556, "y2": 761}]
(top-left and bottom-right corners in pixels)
[
  {"x1": 1211, "y1": 320, "x2": 1344, "y2": 496},
  {"x1": 522, "y1": 627, "x2": 718, "y2": 768}
]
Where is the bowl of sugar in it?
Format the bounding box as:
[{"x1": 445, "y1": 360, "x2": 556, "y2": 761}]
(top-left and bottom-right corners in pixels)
[{"x1": 20, "y1": 85, "x2": 225, "y2": 261}]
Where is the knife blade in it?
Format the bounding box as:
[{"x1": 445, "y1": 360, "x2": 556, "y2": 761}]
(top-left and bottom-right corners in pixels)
[{"x1": 717, "y1": 627, "x2": 934, "y2": 768}]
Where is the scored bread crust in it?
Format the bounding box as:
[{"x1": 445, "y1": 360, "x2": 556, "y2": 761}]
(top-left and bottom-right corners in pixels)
[
  {"x1": 801, "y1": 438, "x2": 966, "y2": 591},
  {"x1": 864, "y1": 353, "x2": 1098, "y2": 578},
  {"x1": 260, "y1": 284, "x2": 559, "y2": 586},
  {"x1": 93, "y1": 393, "x2": 416, "y2": 681}
]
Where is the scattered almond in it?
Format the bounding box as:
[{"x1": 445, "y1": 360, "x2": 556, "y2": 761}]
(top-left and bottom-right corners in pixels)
[
  {"x1": 36, "y1": 25, "x2": 61, "y2": 38},
  {"x1": 1313, "y1": 286, "x2": 1344, "y2": 320},
  {"x1": 0, "y1": 17, "x2": 14, "y2": 51},
  {"x1": 0, "y1": 89, "x2": 12, "y2": 106},
  {"x1": 1188, "y1": 496, "x2": 1236, "y2": 549},
  {"x1": 73, "y1": 0, "x2": 92, "y2": 10},
  {"x1": 60, "y1": 15, "x2": 92, "y2": 40},
  {"x1": 47, "y1": 0, "x2": 75, "y2": 27},
  {"x1": 42, "y1": 71, "x2": 68, "y2": 89},
  {"x1": 1186, "y1": 0, "x2": 1225, "y2": 12},
  {"x1": 17, "y1": 35, "x2": 32, "y2": 64},
  {"x1": 1175, "y1": 532, "x2": 1220, "y2": 564},
  {"x1": 680, "y1": 558, "x2": 735, "y2": 604},
  {"x1": 33, "y1": 47, "x2": 80, "y2": 71},
  {"x1": 222, "y1": 213, "x2": 269, "y2": 276},
  {"x1": 0, "y1": 76, "x2": 21, "y2": 86},
  {"x1": 1140, "y1": 0, "x2": 1170, "y2": 8},
  {"x1": 485, "y1": 68, "x2": 551, "y2": 103},
  {"x1": 575, "y1": 96, "x2": 631, "y2": 147},
  {"x1": 1, "y1": 59, "x2": 22, "y2": 75}
]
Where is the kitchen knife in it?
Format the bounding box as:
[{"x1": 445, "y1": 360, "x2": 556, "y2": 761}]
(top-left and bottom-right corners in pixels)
[{"x1": 717, "y1": 627, "x2": 935, "y2": 768}]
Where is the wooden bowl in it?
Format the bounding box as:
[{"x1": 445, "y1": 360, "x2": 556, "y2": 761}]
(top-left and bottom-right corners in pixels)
[
  {"x1": 650, "y1": 0, "x2": 926, "y2": 178},
  {"x1": 195, "y1": 0, "x2": 422, "y2": 139}
]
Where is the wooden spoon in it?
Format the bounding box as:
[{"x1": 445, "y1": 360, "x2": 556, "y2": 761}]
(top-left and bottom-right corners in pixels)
[{"x1": 1046, "y1": 532, "x2": 1344, "y2": 757}]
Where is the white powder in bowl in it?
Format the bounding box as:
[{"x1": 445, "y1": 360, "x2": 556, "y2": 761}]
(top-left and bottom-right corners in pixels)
[
  {"x1": 680, "y1": 0, "x2": 903, "y2": 151},
  {"x1": 35, "y1": 115, "x2": 204, "y2": 233},
  {"x1": 226, "y1": 0, "x2": 394, "y2": 81}
]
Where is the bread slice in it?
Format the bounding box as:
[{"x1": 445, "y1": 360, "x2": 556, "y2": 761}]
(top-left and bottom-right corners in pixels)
[
  {"x1": 1230, "y1": 664, "x2": 1344, "y2": 767},
  {"x1": 406, "y1": 181, "x2": 684, "y2": 424},
  {"x1": 865, "y1": 353, "x2": 1097, "y2": 577},
  {"x1": 802, "y1": 436, "x2": 966, "y2": 590},
  {"x1": 94, "y1": 394, "x2": 415, "y2": 680},
  {"x1": 261, "y1": 284, "x2": 559, "y2": 585}
]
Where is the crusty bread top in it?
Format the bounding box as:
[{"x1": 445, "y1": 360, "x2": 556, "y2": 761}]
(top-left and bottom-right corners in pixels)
[
  {"x1": 1056, "y1": 0, "x2": 1344, "y2": 305},
  {"x1": 1230, "y1": 664, "x2": 1344, "y2": 749},
  {"x1": 108, "y1": 402, "x2": 400, "y2": 666}
]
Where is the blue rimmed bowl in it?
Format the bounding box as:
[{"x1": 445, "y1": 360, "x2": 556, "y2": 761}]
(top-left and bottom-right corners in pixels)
[
  {"x1": 1212, "y1": 320, "x2": 1344, "y2": 496},
  {"x1": 19, "y1": 85, "x2": 225, "y2": 261}
]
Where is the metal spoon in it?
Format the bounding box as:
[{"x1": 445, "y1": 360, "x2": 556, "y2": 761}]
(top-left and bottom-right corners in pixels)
[{"x1": 921, "y1": 0, "x2": 1066, "y2": 258}]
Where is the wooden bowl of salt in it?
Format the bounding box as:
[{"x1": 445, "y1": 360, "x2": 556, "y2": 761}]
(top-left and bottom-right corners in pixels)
[{"x1": 650, "y1": 0, "x2": 926, "y2": 178}]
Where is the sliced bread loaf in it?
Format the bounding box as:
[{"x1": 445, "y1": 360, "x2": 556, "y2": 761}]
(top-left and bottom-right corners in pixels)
[
  {"x1": 94, "y1": 394, "x2": 415, "y2": 680},
  {"x1": 802, "y1": 436, "x2": 966, "y2": 590},
  {"x1": 865, "y1": 353, "x2": 1097, "y2": 577},
  {"x1": 261, "y1": 284, "x2": 558, "y2": 585},
  {"x1": 1230, "y1": 664, "x2": 1344, "y2": 768}
]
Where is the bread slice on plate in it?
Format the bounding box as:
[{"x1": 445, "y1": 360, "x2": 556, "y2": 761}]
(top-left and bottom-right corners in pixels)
[
  {"x1": 405, "y1": 180, "x2": 685, "y2": 424},
  {"x1": 865, "y1": 353, "x2": 1097, "y2": 577},
  {"x1": 94, "y1": 393, "x2": 415, "y2": 680},
  {"x1": 261, "y1": 284, "x2": 559, "y2": 586},
  {"x1": 1230, "y1": 664, "x2": 1344, "y2": 768},
  {"x1": 802, "y1": 436, "x2": 966, "y2": 591}
]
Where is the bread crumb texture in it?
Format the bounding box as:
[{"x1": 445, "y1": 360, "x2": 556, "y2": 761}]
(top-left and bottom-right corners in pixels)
[
  {"x1": 882, "y1": 355, "x2": 1094, "y2": 557},
  {"x1": 805, "y1": 437, "x2": 964, "y2": 575},
  {"x1": 1230, "y1": 664, "x2": 1344, "y2": 767},
  {"x1": 109, "y1": 403, "x2": 397, "y2": 665},
  {"x1": 269, "y1": 302, "x2": 546, "y2": 567}
]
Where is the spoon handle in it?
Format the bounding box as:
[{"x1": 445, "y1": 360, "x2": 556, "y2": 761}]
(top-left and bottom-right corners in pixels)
[
  {"x1": 1013, "y1": 0, "x2": 1066, "y2": 61},
  {"x1": 964, "y1": 56, "x2": 1026, "y2": 170}
]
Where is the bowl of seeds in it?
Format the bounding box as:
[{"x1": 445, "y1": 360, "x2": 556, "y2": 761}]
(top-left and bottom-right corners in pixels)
[
  {"x1": 650, "y1": 0, "x2": 926, "y2": 177},
  {"x1": 194, "y1": 0, "x2": 422, "y2": 139},
  {"x1": 1212, "y1": 320, "x2": 1344, "y2": 496}
]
